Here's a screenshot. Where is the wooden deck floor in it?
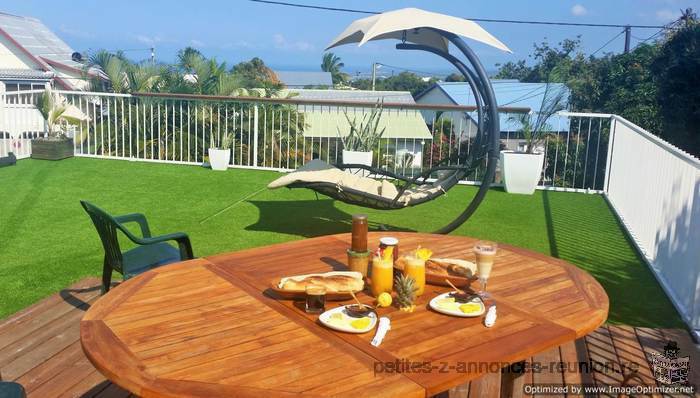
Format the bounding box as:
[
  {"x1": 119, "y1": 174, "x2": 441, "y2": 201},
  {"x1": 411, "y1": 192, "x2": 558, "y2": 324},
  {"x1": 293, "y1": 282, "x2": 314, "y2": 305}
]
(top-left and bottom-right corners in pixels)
[{"x1": 1, "y1": 278, "x2": 697, "y2": 397}]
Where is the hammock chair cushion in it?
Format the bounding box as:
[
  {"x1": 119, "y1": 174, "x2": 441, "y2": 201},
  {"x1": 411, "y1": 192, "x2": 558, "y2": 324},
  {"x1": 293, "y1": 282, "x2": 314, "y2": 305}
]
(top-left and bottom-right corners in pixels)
[
  {"x1": 268, "y1": 159, "x2": 398, "y2": 199},
  {"x1": 267, "y1": 159, "x2": 450, "y2": 207}
]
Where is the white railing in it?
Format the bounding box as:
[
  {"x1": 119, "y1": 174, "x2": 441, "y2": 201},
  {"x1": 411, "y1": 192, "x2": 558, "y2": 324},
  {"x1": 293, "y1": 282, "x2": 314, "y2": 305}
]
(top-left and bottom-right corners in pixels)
[
  {"x1": 603, "y1": 115, "x2": 700, "y2": 335},
  {"x1": 1, "y1": 90, "x2": 612, "y2": 191}
]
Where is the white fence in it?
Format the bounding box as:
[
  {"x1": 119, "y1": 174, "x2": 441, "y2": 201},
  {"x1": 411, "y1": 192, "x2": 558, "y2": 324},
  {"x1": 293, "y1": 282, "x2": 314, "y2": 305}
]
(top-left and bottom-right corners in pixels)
[
  {"x1": 0, "y1": 90, "x2": 611, "y2": 191},
  {"x1": 603, "y1": 115, "x2": 700, "y2": 335}
]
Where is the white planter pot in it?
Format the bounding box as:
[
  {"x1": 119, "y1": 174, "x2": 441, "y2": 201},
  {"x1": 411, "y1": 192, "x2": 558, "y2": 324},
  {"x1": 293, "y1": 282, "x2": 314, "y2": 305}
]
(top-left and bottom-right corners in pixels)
[
  {"x1": 500, "y1": 150, "x2": 544, "y2": 195},
  {"x1": 208, "y1": 148, "x2": 231, "y2": 171},
  {"x1": 342, "y1": 150, "x2": 373, "y2": 176},
  {"x1": 342, "y1": 150, "x2": 373, "y2": 166}
]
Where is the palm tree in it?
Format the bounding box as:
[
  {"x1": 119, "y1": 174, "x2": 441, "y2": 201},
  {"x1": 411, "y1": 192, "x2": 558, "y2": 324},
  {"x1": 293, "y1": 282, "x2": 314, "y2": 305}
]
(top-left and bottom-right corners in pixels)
[
  {"x1": 321, "y1": 52, "x2": 348, "y2": 85},
  {"x1": 37, "y1": 88, "x2": 81, "y2": 138}
]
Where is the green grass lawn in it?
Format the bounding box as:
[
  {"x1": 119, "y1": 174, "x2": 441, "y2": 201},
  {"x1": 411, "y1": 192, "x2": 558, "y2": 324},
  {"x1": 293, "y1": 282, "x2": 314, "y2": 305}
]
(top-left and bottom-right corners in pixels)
[{"x1": 0, "y1": 157, "x2": 684, "y2": 328}]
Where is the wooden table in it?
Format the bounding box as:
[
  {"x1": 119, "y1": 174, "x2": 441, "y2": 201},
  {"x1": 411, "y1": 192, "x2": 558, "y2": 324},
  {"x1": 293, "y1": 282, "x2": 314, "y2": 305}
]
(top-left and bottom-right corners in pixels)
[{"x1": 81, "y1": 232, "x2": 608, "y2": 397}]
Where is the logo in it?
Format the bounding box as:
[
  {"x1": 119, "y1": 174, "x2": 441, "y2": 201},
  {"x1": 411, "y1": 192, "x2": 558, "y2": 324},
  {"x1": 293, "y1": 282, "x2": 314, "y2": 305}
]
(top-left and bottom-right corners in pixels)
[{"x1": 652, "y1": 340, "x2": 690, "y2": 385}]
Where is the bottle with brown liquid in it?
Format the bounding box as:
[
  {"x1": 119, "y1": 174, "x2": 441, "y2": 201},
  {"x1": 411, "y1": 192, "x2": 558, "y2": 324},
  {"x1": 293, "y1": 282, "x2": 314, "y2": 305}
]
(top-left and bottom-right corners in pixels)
[{"x1": 351, "y1": 214, "x2": 368, "y2": 252}]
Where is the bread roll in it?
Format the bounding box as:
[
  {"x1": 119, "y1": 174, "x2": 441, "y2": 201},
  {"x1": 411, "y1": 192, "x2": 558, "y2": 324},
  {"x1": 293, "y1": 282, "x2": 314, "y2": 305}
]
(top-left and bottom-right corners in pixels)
[{"x1": 279, "y1": 272, "x2": 364, "y2": 292}]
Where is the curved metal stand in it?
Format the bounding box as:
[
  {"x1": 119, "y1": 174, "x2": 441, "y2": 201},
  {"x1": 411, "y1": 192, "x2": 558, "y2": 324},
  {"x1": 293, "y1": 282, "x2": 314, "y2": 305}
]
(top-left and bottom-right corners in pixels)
[{"x1": 397, "y1": 30, "x2": 501, "y2": 234}]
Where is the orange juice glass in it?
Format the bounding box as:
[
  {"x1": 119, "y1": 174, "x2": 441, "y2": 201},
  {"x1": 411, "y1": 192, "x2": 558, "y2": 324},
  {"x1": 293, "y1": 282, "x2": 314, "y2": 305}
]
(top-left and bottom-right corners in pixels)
[
  {"x1": 371, "y1": 257, "x2": 393, "y2": 297},
  {"x1": 403, "y1": 256, "x2": 426, "y2": 296}
]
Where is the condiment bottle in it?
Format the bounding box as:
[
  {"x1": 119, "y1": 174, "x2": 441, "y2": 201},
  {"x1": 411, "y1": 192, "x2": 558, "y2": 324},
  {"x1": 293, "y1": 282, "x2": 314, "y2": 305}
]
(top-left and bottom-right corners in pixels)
[{"x1": 351, "y1": 214, "x2": 368, "y2": 252}]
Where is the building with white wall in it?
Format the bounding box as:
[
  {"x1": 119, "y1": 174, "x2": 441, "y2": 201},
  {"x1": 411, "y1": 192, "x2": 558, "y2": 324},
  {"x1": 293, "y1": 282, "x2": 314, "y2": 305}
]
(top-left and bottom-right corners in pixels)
[{"x1": 0, "y1": 11, "x2": 93, "y2": 93}]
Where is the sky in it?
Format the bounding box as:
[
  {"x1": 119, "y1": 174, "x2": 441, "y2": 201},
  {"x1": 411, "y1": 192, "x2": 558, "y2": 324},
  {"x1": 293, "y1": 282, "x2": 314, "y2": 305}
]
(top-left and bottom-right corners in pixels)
[{"x1": 2, "y1": 0, "x2": 698, "y2": 77}]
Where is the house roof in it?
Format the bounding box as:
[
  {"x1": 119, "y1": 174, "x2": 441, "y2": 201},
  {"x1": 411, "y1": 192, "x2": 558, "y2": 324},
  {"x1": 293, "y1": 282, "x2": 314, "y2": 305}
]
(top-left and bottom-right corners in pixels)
[
  {"x1": 274, "y1": 71, "x2": 333, "y2": 88},
  {"x1": 416, "y1": 80, "x2": 572, "y2": 131},
  {"x1": 0, "y1": 68, "x2": 53, "y2": 80},
  {"x1": 0, "y1": 12, "x2": 82, "y2": 89},
  {"x1": 285, "y1": 89, "x2": 432, "y2": 139}
]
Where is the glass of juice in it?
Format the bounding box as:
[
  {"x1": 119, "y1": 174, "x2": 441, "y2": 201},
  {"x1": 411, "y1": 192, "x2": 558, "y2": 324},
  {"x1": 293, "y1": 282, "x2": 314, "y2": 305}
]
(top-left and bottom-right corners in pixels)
[
  {"x1": 371, "y1": 255, "x2": 394, "y2": 297},
  {"x1": 474, "y1": 241, "x2": 498, "y2": 299},
  {"x1": 403, "y1": 256, "x2": 426, "y2": 296},
  {"x1": 305, "y1": 284, "x2": 326, "y2": 313}
]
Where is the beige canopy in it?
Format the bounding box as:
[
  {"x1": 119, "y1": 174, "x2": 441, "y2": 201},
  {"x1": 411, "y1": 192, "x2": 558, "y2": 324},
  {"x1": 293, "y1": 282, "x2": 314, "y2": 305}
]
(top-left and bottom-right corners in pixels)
[{"x1": 326, "y1": 7, "x2": 511, "y2": 53}]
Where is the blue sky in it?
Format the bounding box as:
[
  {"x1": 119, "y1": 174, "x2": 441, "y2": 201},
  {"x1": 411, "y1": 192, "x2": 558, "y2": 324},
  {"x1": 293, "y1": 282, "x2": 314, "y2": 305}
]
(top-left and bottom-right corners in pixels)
[{"x1": 3, "y1": 0, "x2": 697, "y2": 76}]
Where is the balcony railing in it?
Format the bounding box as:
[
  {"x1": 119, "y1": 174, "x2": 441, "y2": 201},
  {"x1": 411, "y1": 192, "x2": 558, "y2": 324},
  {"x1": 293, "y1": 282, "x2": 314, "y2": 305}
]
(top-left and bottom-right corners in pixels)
[{"x1": 0, "y1": 90, "x2": 615, "y2": 192}]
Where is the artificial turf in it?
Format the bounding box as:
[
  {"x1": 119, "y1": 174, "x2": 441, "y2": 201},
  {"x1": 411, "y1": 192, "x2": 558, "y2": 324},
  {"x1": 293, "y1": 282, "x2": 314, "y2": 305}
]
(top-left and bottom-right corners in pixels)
[{"x1": 0, "y1": 157, "x2": 684, "y2": 328}]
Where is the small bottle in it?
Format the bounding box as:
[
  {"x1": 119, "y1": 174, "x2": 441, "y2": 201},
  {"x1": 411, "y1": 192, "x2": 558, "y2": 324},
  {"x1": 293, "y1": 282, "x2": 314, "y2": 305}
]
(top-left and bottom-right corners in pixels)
[
  {"x1": 379, "y1": 237, "x2": 399, "y2": 262},
  {"x1": 351, "y1": 214, "x2": 368, "y2": 252}
]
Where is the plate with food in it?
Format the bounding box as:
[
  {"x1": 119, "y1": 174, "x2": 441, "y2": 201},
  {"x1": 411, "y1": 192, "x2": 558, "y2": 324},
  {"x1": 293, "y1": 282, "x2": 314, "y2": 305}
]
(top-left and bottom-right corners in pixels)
[
  {"x1": 318, "y1": 305, "x2": 378, "y2": 334},
  {"x1": 270, "y1": 271, "x2": 364, "y2": 300},
  {"x1": 395, "y1": 257, "x2": 477, "y2": 288},
  {"x1": 429, "y1": 291, "x2": 485, "y2": 317}
]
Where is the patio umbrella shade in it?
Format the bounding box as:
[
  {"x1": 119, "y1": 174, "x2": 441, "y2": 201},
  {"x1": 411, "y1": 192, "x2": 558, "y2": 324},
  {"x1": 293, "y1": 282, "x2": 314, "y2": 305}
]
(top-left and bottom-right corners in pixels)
[{"x1": 326, "y1": 7, "x2": 512, "y2": 53}]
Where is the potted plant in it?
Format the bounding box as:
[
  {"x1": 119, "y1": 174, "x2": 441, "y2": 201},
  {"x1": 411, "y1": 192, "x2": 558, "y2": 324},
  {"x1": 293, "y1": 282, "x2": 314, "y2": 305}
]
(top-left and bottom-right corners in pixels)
[
  {"x1": 339, "y1": 101, "x2": 385, "y2": 168},
  {"x1": 208, "y1": 132, "x2": 234, "y2": 171},
  {"x1": 500, "y1": 81, "x2": 566, "y2": 195},
  {"x1": 32, "y1": 88, "x2": 81, "y2": 161}
]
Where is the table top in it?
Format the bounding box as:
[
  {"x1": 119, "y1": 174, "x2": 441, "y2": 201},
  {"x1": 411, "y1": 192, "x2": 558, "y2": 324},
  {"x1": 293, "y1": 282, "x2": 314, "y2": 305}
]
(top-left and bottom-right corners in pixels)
[{"x1": 81, "y1": 232, "x2": 608, "y2": 397}]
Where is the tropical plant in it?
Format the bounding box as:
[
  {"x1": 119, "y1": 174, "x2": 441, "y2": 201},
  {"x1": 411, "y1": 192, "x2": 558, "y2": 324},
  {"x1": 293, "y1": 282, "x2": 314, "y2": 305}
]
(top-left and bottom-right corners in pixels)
[
  {"x1": 508, "y1": 72, "x2": 568, "y2": 154},
  {"x1": 321, "y1": 52, "x2": 349, "y2": 85},
  {"x1": 210, "y1": 131, "x2": 235, "y2": 150},
  {"x1": 37, "y1": 89, "x2": 81, "y2": 139},
  {"x1": 339, "y1": 102, "x2": 386, "y2": 152}
]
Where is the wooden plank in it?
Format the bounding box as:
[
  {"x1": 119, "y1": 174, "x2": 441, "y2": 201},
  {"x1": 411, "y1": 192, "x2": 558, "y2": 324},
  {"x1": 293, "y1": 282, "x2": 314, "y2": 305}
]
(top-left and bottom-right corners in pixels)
[
  {"x1": 468, "y1": 371, "x2": 501, "y2": 398},
  {"x1": 558, "y1": 338, "x2": 595, "y2": 397},
  {"x1": 607, "y1": 325, "x2": 657, "y2": 388},
  {"x1": 531, "y1": 347, "x2": 565, "y2": 398},
  {"x1": 0, "y1": 279, "x2": 102, "y2": 350},
  {"x1": 584, "y1": 326, "x2": 624, "y2": 391}
]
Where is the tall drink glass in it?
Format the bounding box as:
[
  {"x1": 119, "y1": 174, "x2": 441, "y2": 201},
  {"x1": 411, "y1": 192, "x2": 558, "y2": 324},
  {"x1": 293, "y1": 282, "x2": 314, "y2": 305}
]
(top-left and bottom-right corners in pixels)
[{"x1": 474, "y1": 241, "x2": 498, "y2": 299}]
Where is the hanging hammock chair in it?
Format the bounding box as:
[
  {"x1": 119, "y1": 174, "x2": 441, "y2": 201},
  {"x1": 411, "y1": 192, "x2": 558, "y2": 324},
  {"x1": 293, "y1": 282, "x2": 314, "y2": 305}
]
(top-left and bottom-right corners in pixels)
[{"x1": 268, "y1": 8, "x2": 512, "y2": 234}]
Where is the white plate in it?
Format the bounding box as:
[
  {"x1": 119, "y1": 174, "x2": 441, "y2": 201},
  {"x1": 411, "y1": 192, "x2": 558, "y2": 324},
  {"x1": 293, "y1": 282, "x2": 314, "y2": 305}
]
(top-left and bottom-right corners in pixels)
[
  {"x1": 318, "y1": 305, "x2": 378, "y2": 334},
  {"x1": 429, "y1": 292, "x2": 485, "y2": 317}
]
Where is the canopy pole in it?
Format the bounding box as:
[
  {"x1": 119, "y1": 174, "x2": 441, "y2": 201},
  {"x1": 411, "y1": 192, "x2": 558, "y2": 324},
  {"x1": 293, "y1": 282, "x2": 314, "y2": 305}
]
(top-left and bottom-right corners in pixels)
[
  {"x1": 431, "y1": 30, "x2": 501, "y2": 234},
  {"x1": 395, "y1": 43, "x2": 485, "y2": 155}
]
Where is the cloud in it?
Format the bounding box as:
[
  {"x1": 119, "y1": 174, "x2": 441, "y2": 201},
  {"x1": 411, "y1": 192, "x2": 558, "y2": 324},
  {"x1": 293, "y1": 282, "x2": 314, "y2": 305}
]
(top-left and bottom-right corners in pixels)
[
  {"x1": 655, "y1": 9, "x2": 677, "y2": 22},
  {"x1": 571, "y1": 4, "x2": 588, "y2": 16},
  {"x1": 273, "y1": 33, "x2": 315, "y2": 52},
  {"x1": 189, "y1": 39, "x2": 205, "y2": 48}
]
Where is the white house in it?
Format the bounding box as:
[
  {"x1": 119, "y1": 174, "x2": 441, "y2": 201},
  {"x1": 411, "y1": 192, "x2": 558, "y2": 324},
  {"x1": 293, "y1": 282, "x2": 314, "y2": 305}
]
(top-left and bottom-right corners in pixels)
[
  {"x1": 284, "y1": 89, "x2": 433, "y2": 167},
  {"x1": 0, "y1": 11, "x2": 92, "y2": 93},
  {"x1": 415, "y1": 80, "x2": 572, "y2": 151}
]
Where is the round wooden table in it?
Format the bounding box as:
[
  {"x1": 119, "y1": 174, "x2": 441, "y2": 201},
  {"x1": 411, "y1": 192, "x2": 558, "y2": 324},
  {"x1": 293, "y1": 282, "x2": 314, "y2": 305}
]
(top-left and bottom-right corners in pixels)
[{"x1": 81, "y1": 232, "x2": 608, "y2": 397}]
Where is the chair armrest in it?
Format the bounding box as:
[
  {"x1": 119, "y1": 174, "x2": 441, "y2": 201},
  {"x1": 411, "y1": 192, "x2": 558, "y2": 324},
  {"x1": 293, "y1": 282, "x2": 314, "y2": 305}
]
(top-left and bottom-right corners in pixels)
[
  {"x1": 135, "y1": 232, "x2": 195, "y2": 260},
  {"x1": 114, "y1": 213, "x2": 152, "y2": 238}
]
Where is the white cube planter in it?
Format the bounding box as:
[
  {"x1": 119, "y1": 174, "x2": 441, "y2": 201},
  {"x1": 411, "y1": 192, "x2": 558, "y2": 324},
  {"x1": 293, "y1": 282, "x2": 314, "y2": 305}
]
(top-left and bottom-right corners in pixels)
[
  {"x1": 500, "y1": 151, "x2": 544, "y2": 195},
  {"x1": 342, "y1": 150, "x2": 373, "y2": 176},
  {"x1": 208, "y1": 148, "x2": 231, "y2": 171},
  {"x1": 342, "y1": 150, "x2": 373, "y2": 166}
]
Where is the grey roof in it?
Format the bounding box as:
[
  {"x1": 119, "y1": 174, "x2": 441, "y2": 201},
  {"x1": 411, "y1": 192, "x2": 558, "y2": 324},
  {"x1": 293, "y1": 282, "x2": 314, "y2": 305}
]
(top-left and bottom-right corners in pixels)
[
  {"x1": 0, "y1": 68, "x2": 53, "y2": 80},
  {"x1": 0, "y1": 12, "x2": 82, "y2": 70},
  {"x1": 275, "y1": 71, "x2": 333, "y2": 87},
  {"x1": 288, "y1": 88, "x2": 416, "y2": 104}
]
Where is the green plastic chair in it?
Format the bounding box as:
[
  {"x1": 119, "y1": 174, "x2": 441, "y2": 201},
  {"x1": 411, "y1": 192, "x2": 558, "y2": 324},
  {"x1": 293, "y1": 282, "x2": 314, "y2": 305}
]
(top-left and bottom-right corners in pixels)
[
  {"x1": 0, "y1": 371, "x2": 26, "y2": 398},
  {"x1": 80, "y1": 201, "x2": 194, "y2": 293}
]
